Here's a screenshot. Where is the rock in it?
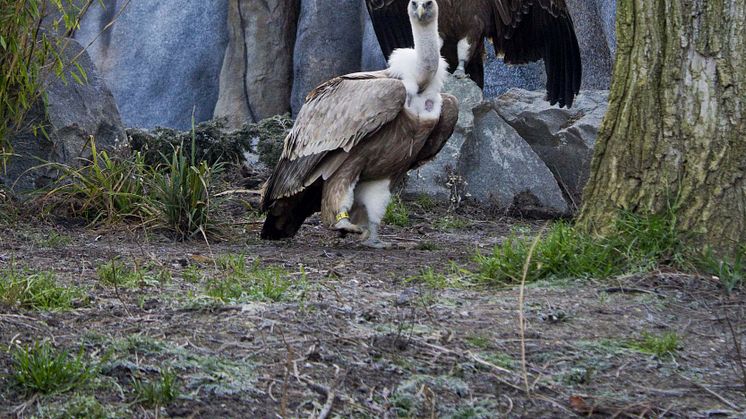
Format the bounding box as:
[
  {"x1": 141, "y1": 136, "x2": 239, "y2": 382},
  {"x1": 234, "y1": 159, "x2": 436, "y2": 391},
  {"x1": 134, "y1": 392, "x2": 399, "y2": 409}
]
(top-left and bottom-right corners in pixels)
[
  {"x1": 291, "y1": 0, "x2": 364, "y2": 115},
  {"x1": 596, "y1": 0, "x2": 617, "y2": 57},
  {"x1": 404, "y1": 75, "x2": 484, "y2": 201},
  {"x1": 74, "y1": 1, "x2": 229, "y2": 130},
  {"x1": 213, "y1": 0, "x2": 298, "y2": 128},
  {"x1": 458, "y1": 103, "x2": 569, "y2": 217},
  {"x1": 360, "y1": 4, "x2": 387, "y2": 71},
  {"x1": 2, "y1": 39, "x2": 126, "y2": 192},
  {"x1": 493, "y1": 88, "x2": 609, "y2": 207}
]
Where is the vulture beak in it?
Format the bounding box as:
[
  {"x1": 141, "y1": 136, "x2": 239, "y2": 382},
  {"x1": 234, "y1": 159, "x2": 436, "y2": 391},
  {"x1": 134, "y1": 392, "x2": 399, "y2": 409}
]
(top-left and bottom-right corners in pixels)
[{"x1": 416, "y1": 5, "x2": 425, "y2": 19}]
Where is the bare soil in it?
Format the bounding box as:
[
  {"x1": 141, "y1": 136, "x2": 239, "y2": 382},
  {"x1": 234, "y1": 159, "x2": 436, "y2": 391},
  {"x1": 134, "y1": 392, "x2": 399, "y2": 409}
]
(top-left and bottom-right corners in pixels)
[{"x1": 0, "y1": 204, "x2": 745, "y2": 418}]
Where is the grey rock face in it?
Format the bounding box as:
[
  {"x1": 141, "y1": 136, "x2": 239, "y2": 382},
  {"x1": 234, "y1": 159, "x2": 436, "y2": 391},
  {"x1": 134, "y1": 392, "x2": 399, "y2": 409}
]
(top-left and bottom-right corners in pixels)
[
  {"x1": 291, "y1": 0, "x2": 365, "y2": 115},
  {"x1": 74, "y1": 0, "x2": 228, "y2": 130},
  {"x1": 214, "y1": 0, "x2": 298, "y2": 128},
  {"x1": 405, "y1": 75, "x2": 484, "y2": 200},
  {"x1": 458, "y1": 103, "x2": 569, "y2": 217},
  {"x1": 2, "y1": 39, "x2": 126, "y2": 192},
  {"x1": 494, "y1": 89, "x2": 609, "y2": 207},
  {"x1": 596, "y1": 0, "x2": 617, "y2": 57}
]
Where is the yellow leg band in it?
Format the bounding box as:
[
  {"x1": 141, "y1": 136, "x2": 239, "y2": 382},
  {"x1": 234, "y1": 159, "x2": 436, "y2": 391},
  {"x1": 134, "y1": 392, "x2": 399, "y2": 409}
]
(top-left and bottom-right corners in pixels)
[{"x1": 335, "y1": 211, "x2": 350, "y2": 222}]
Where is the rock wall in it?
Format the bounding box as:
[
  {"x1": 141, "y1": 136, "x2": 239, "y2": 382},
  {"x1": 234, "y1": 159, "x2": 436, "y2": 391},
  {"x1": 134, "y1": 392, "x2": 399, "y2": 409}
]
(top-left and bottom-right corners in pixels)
[
  {"x1": 74, "y1": 0, "x2": 229, "y2": 130},
  {"x1": 214, "y1": 0, "x2": 298, "y2": 128}
]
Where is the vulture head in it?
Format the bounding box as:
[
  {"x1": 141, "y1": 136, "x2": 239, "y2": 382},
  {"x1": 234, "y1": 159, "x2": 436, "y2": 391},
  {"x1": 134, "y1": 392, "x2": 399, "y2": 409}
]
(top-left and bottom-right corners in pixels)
[{"x1": 409, "y1": 0, "x2": 438, "y2": 25}]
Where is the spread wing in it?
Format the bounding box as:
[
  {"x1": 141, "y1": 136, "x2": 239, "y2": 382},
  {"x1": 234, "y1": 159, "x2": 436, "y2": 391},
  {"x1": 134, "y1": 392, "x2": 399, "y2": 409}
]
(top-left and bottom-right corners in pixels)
[
  {"x1": 490, "y1": 0, "x2": 582, "y2": 107},
  {"x1": 365, "y1": 0, "x2": 413, "y2": 60},
  {"x1": 261, "y1": 72, "x2": 406, "y2": 209}
]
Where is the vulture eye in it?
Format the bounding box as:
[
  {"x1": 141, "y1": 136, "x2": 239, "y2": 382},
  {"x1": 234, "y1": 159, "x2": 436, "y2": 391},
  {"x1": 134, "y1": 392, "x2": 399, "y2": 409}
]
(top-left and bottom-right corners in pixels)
[{"x1": 425, "y1": 0, "x2": 433, "y2": 6}]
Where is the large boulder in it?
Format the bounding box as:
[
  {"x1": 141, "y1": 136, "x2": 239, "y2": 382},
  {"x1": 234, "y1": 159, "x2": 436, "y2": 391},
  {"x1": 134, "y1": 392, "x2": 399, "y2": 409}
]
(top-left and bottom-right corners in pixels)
[
  {"x1": 2, "y1": 39, "x2": 126, "y2": 192},
  {"x1": 213, "y1": 0, "x2": 298, "y2": 128},
  {"x1": 457, "y1": 103, "x2": 569, "y2": 217},
  {"x1": 74, "y1": 0, "x2": 228, "y2": 130},
  {"x1": 291, "y1": 0, "x2": 365, "y2": 115},
  {"x1": 404, "y1": 75, "x2": 484, "y2": 200},
  {"x1": 493, "y1": 89, "x2": 609, "y2": 207}
]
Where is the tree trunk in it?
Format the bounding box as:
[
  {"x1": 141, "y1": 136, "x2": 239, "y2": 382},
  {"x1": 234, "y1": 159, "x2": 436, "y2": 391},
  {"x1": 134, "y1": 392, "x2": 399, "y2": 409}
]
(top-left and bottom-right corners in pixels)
[{"x1": 578, "y1": 0, "x2": 746, "y2": 256}]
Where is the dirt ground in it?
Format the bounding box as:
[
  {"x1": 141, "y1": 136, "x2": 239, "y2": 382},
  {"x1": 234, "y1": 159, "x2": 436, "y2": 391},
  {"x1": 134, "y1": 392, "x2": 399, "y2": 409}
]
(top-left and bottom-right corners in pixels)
[{"x1": 0, "y1": 202, "x2": 745, "y2": 418}]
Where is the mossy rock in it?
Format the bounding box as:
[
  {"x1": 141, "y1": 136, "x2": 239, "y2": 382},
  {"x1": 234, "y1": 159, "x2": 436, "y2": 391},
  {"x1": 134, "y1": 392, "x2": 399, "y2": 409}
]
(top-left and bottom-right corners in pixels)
[{"x1": 127, "y1": 114, "x2": 292, "y2": 168}]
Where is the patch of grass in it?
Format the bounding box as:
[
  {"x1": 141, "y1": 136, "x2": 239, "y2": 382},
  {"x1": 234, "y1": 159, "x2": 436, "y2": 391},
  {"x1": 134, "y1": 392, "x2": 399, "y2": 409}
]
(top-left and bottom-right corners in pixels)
[
  {"x1": 629, "y1": 331, "x2": 680, "y2": 358},
  {"x1": 474, "y1": 210, "x2": 688, "y2": 285},
  {"x1": 10, "y1": 342, "x2": 93, "y2": 395},
  {"x1": 206, "y1": 255, "x2": 298, "y2": 303},
  {"x1": 479, "y1": 352, "x2": 516, "y2": 370},
  {"x1": 147, "y1": 136, "x2": 224, "y2": 240},
  {"x1": 698, "y1": 246, "x2": 745, "y2": 294},
  {"x1": 32, "y1": 231, "x2": 72, "y2": 248},
  {"x1": 96, "y1": 260, "x2": 171, "y2": 288},
  {"x1": 182, "y1": 264, "x2": 203, "y2": 283},
  {"x1": 131, "y1": 369, "x2": 180, "y2": 408},
  {"x1": 384, "y1": 195, "x2": 410, "y2": 227},
  {"x1": 414, "y1": 194, "x2": 436, "y2": 211},
  {"x1": 434, "y1": 215, "x2": 471, "y2": 231},
  {"x1": 415, "y1": 241, "x2": 440, "y2": 251},
  {"x1": 405, "y1": 263, "x2": 471, "y2": 289},
  {"x1": 0, "y1": 267, "x2": 86, "y2": 311},
  {"x1": 34, "y1": 395, "x2": 113, "y2": 419},
  {"x1": 464, "y1": 335, "x2": 490, "y2": 349}
]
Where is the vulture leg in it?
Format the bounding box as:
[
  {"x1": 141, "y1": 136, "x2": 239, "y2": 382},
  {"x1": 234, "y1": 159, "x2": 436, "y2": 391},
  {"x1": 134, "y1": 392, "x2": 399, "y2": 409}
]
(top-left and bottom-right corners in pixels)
[
  {"x1": 322, "y1": 161, "x2": 365, "y2": 234},
  {"x1": 454, "y1": 38, "x2": 472, "y2": 78},
  {"x1": 353, "y1": 179, "x2": 392, "y2": 249}
]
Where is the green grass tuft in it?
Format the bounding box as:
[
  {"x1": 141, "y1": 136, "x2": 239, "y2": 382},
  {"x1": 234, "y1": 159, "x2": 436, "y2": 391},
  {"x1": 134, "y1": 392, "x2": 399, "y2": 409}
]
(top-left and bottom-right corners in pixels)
[
  {"x1": 10, "y1": 342, "x2": 93, "y2": 395},
  {"x1": 206, "y1": 255, "x2": 298, "y2": 303},
  {"x1": 414, "y1": 194, "x2": 436, "y2": 211},
  {"x1": 131, "y1": 369, "x2": 180, "y2": 408},
  {"x1": 434, "y1": 215, "x2": 471, "y2": 231},
  {"x1": 405, "y1": 265, "x2": 470, "y2": 289},
  {"x1": 698, "y1": 246, "x2": 745, "y2": 294},
  {"x1": 629, "y1": 331, "x2": 680, "y2": 358},
  {"x1": 475, "y1": 210, "x2": 690, "y2": 285},
  {"x1": 384, "y1": 195, "x2": 410, "y2": 227},
  {"x1": 0, "y1": 267, "x2": 86, "y2": 311}
]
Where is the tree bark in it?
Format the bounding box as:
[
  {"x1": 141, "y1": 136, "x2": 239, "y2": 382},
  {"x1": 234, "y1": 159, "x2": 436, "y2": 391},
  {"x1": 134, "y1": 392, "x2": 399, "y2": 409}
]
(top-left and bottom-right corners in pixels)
[{"x1": 578, "y1": 0, "x2": 746, "y2": 256}]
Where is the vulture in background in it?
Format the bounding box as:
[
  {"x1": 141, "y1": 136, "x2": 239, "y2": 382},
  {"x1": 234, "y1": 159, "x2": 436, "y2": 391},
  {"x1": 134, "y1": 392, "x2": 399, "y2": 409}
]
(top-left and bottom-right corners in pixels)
[
  {"x1": 366, "y1": 0, "x2": 582, "y2": 107},
  {"x1": 261, "y1": 0, "x2": 458, "y2": 248}
]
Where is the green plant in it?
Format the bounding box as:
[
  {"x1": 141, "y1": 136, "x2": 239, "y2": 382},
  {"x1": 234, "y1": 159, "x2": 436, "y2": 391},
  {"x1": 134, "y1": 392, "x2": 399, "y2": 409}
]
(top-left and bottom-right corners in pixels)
[
  {"x1": 43, "y1": 141, "x2": 150, "y2": 224},
  {"x1": 384, "y1": 195, "x2": 410, "y2": 227},
  {"x1": 406, "y1": 266, "x2": 469, "y2": 289},
  {"x1": 414, "y1": 194, "x2": 436, "y2": 211},
  {"x1": 0, "y1": 0, "x2": 91, "y2": 161},
  {"x1": 206, "y1": 256, "x2": 296, "y2": 303},
  {"x1": 182, "y1": 264, "x2": 203, "y2": 283},
  {"x1": 629, "y1": 331, "x2": 680, "y2": 358},
  {"x1": 0, "y1": 267, "x2": 85, "y2": 310},
  {"x1": 131, "y1": 369, "x2": 180, "y2": 408},
  {"x1": 698, "y1": 246, "x2": 745, "y2": 294},
  {"x1": 147, "y1": 117, "x2": 223, "y2": 239},
  {"x1": 475, "y1": 210, "x2": 689, "y2": 285},
  {"x1": 434, "y1": 215, "x2": 470, "y2": 231},
  {"x1": 10, "y1": 341, "x2": 93, "y2": 394},
  {"x1": 96, "y1": 260, "x2": 139, "y2": 288}
]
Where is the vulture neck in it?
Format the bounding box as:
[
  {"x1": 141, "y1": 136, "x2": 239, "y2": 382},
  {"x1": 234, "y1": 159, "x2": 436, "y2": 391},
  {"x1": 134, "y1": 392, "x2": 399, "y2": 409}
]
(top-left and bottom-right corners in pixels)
[{"x1": 411, "y1": 20, "x2": 440, "y2": 92}]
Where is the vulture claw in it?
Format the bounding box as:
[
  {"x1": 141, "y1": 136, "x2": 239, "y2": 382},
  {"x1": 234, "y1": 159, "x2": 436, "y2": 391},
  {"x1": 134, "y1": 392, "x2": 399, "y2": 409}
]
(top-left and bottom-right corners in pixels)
[{"x1": 333, "y1": 219, "x2": 364, "y2": 234}]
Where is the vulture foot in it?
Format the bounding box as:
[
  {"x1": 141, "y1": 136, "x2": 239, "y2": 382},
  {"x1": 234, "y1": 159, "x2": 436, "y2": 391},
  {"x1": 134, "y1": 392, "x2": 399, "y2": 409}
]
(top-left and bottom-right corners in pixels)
[
  {"x1": 333, "y1": 219, "x2": 363, "y2": 235},
  {"x1": 453, "y1": 68, "x2": 468, "y2": 79},
  {"x1": 363, "y1": 238, "x2": 391, "y2": 249}
]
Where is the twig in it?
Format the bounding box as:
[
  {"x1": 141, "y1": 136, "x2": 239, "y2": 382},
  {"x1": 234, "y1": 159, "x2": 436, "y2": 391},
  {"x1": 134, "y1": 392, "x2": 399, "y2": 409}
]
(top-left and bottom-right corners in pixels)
[
  {"x1": 678, "y1": 375, "x2": 741, "y2": 410},
  {"x1": 723, "y1": 303, "x2": 746, "y2": 396},
  {"x1": 518, "y1": 223, "x2": 547, "y2": 396},
  {"x1": 602, "y1": 287, "x2": 663, "y2": 297}
]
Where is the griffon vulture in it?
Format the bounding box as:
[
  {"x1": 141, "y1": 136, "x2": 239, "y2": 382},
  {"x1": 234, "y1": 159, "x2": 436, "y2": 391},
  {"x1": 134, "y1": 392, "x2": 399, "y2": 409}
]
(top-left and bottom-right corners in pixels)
[
  {"x1": 261, "y1": 0, "x2": 458, "y2": 248},
  {"x1": 366, "y1": 0, "x2": 582, "y2": 107}
]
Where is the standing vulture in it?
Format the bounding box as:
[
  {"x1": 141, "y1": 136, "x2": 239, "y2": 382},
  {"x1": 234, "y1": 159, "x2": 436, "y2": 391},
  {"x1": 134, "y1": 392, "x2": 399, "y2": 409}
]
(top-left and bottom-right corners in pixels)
[
  {"x1": 366, "y1": 0, "x2": 582, "y2": 107},
  {"x1": 261, "y1": 0, "x2": 458, "y2": 248}
]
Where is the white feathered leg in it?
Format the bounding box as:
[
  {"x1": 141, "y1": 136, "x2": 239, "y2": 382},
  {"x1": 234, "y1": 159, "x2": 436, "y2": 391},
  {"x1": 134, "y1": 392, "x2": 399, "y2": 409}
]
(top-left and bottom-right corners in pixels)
[
  {"x1": 353, "y1": 179, "x2": 392, "y2": 249},
  {"x1": 454, "y1": 38, "x2": 471, "y2": 78}
]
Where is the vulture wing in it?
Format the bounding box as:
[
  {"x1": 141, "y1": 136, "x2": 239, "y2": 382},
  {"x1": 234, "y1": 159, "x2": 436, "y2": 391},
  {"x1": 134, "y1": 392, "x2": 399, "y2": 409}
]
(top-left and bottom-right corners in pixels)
[
  {"x1": 491, "y1": 0, "x2": 582, "y2": 107},
  {"x1": 365, "y1": 0, "x2": 413, "y2": 60},
  {"x1": 261, "y1": 72, "x2": 406, "y2": 209}
]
